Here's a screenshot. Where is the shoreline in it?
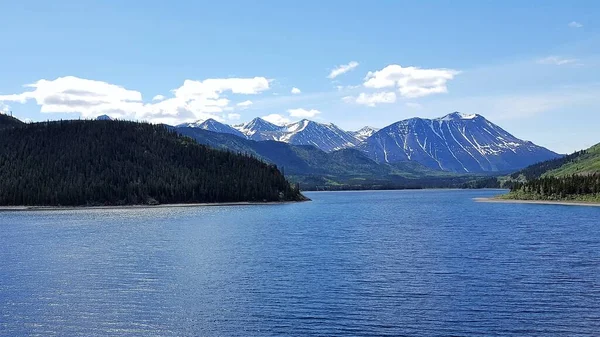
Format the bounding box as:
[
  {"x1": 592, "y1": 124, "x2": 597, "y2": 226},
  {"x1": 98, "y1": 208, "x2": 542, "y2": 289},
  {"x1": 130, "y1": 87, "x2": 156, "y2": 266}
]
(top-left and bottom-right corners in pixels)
[
  {"x1": 474, "y1": 197, "x2": 600, "y2": 207},
  {"x1": 0, "y1": 200, "x2": 308, "y2": 212}
]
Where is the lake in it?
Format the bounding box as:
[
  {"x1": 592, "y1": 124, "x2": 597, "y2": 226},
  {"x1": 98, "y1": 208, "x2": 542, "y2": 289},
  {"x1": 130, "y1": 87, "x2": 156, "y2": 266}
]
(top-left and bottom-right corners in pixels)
[{"x1": 1, "y1": 190, "x2": 599, "y2": 336}]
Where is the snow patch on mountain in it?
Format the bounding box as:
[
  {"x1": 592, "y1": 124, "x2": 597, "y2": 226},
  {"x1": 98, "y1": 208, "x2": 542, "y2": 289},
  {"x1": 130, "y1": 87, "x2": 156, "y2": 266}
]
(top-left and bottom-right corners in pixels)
[
  {"x1": 177, "y1": 119, "x2": 245, "y2": 138},
  {"x1": 351, "y1": 126, "x2": 379, "y2": 141}
]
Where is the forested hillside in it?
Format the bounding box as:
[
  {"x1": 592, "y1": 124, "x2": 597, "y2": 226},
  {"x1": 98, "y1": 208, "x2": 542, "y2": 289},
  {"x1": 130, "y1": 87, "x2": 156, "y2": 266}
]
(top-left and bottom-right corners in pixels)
[{"x1": 0, "y1": 119, "x2": 304, "y2": 206}]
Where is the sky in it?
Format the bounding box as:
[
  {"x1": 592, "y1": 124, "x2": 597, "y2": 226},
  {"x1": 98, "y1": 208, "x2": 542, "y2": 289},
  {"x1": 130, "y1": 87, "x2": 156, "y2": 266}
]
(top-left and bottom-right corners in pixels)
[{"x1": 0, "y1": 0, "x2": 599, "y2": 154}]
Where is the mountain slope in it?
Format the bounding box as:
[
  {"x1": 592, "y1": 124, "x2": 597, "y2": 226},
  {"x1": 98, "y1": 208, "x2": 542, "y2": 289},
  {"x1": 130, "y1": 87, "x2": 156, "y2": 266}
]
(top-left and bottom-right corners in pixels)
[
  {"x1": 351, "y1": 126, "x2": 379, "y2": 142},
  {"x1": 234, "y1": 117, "x2": 283, "y2": 141},
  {"x1": 360, "y1": 112, "x2": 559, "y2": 173},
  {"x1": 281, "y1": 119, "x2": 360, "y2": 152},
  {"x1": 0, "y1": 120, "x2": 303, "y2": 206},
  {"x1": 178, "y1": 118, "x2": 245, "y2": 138},
  {"x1": 543, "y1": 143, "x2": 600, "y2": 177},
  {"x1": 230, "y1": 118, "x2": 360, "y2": 152},
  {"x1": 509, "y1": 149, "x2": 586, "y2": 181}
]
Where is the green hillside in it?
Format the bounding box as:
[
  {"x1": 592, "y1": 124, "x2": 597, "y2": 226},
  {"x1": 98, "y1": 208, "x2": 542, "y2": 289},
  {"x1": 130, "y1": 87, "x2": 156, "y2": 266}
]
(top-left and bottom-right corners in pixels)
[{"x1": 543, "y1": 143, "x2": 600, "y2": 177}]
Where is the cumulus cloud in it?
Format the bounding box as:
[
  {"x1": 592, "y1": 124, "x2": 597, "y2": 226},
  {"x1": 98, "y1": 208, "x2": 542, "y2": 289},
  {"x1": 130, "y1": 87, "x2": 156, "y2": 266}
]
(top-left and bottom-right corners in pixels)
[
  {"x1": 568, "y1": 21, "x2": 583, "y2": 28},
  {"x1": 328, "y1": 61, "x2": 359, "y2": 79},
  {"x1": 349, "y1": 92, "x2": 397, "y2": 107},
  {"x1": 291, "y1": 87, "x2": 301, "y2": 94},
  {"x1": 287, "y1": 108, "x2": 321, "y2": 118},
  {"x1": 0, "y1": 76, "x2": 143, "y2": 119},
  {"x1": 0, "y1": 75, "x2": 271, "y2": 124},
  {"x1": 363, "y1": 64, "x2": 459, "y2": 98},
  {"x1": 262, "y1": 113, "x2": 290, "y2": 125},
  {"x1": 537, "y1": 56, "x2": 579, "y2": 66},
  {"x1": 236, "y1": 100, "x2": 253, "y2": 107}
]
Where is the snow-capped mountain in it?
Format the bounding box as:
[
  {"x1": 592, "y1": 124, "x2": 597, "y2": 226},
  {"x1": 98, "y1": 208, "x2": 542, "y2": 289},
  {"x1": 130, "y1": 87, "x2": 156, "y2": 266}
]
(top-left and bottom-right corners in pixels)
[
  {"x1": 231, "y1": 117, "x2": 360, "y2": 152},
  {"x1": 173, "y1": 112, "x2": 559, "y2": 172},
  {"x1": 351, "y1": 126, "x2": 379, "y2": 142},
  {"x1": 279, "y1": 119, "x2": 361, "y2": 152},
  {"x1": 177, "y1": 118, "x2": 245, "y2": 138},
  {"x1": 358, "y1": 112, "x2": 560, "y2": 172},
  {"x1": 234, "y1": 117, "x2": 283, "y2": 141}
]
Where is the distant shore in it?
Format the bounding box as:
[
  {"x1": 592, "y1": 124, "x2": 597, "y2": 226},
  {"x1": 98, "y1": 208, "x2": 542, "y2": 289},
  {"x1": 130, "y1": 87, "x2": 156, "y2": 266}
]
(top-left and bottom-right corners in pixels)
[
  {"x1": 474, "y1": 197, "x2": 600, "y2": 207},
  {"x1": 0, "y1": 200, "x2": 308, "y2": 212}
]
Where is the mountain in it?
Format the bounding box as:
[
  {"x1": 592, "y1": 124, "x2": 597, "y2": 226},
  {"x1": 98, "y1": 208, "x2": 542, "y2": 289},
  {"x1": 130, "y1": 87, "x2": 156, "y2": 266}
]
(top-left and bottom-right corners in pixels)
[
  {"x1": 175, "y1": 127, "x2": 490, "y2": 190},
  {"x1": 96, "y1": 114, "x2": 113, "y2": 121},
  {"x1": 177, "y1": 126, "x2": 383, "y2": 176},
  {"x1": 174, "y1": 113, "x2": 557, "y2": 172},
  {"x1": 351, "y1": 126, "x2": 379, "y2": 142},
  {"x1": 178, "y1": 118, "x2": 245, "y2": 138},
  {"x1": 229, "y1": 118, "x2": 360, "y2": 152},
  {"x1": 0, "y1": 119, "x2": 304, "y2": 206},
  {"x1": 359, "y1": 112, "x2": 560, "y2": 173},
  {"x1": 280, "y1": 119, "x2": 360, "y2": 152},
  {"x1": 234, "y1": 117, "x2": 283, "y2": 141}
]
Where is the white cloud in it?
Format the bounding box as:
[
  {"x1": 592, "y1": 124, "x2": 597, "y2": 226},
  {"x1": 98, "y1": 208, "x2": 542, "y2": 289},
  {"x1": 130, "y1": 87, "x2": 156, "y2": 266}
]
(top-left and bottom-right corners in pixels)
[
  {"x1": 364, "y1": 64, "x2": 460, "y2": 98},
  {"x1": 0, "y1": 76, "x2": 143, "y2": 119},
  {"x1": 328, "y1": 61, "x2": 359, "y2": 79},
  {"x1": 236, "y1": 100, "x2": 253, "y2": 107},
  {"x1": 291, "y1": 87, "x2": 301, "y2": 94},
  {"x1": 0, "y1": 75, "x2": 271, "y2": 124},
  {"x1": 568, "y1": 21, "x2": 583, "y2": 28},
  {"x1": 152, "y1": 94, "x2": 165, "y2": 101},
  {"x1": 262, "y1": 113, "x2": 290, "y2": 125},
  {"x1": 405, "y1": 102, "x2": 423, "y2": 109},
  {"x1": 227, "y1": 113, "x2": 241, "y2": 120},
  {"x1": 537, "y1": 56, "x2": 579, "y2": 66},
  {"x1": 0, "y1": 102, "x2": 10, "y2": 114},
  {"x1": 352, "y1": 92, "x2": 397, "y2": 107},
  {"x1": 287, "y1": 108, "x2": 321, "y2": 118}
]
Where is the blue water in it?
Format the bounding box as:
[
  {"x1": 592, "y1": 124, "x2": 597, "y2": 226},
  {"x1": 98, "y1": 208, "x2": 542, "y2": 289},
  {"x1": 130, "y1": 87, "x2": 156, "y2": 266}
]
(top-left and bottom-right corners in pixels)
[{"x1": 1, "y1": 190, "x2": 599, "y2": 336}]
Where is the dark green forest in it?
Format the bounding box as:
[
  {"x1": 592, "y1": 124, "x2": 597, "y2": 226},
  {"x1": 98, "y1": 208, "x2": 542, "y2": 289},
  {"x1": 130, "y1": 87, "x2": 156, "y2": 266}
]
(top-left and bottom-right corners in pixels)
[
  {"x1": 508, "y1": 174, "x2": 600, "y2": 201},
  {"x1": 0, "y1": 119, "x2": 304, "y2": 206}
]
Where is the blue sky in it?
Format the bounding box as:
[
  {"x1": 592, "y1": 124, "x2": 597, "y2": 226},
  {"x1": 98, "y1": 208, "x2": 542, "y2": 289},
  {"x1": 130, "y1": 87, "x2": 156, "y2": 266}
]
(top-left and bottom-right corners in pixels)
[{"x1": 0, "y1": 0, "x2": 598, "y2": 153}]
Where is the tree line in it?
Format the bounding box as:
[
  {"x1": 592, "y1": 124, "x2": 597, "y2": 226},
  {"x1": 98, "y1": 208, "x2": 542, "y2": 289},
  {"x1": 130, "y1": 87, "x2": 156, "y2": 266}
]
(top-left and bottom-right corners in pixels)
[{"x1": 509, "y1": 174, "x2": 600, "y2": 199}]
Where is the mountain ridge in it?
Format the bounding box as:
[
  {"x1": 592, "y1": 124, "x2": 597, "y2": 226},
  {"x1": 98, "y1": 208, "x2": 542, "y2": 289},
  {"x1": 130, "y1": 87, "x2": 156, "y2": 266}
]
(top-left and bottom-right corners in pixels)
[{"x1": 176, "y1": 112, "x2": 559, "y2": 173}]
